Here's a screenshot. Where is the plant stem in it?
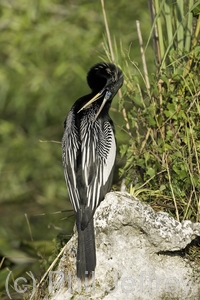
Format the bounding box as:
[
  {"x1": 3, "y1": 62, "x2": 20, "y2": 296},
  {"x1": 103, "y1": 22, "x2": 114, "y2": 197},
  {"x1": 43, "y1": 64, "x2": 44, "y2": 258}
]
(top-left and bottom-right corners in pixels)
[{"x1": 136, "y1": 20, "x2": 150, "y2": 91}]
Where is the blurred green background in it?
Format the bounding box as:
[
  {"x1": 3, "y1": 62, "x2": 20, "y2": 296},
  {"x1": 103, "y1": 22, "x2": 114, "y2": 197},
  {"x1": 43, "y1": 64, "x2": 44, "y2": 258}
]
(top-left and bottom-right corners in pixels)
[{"x1": 0, "y1": 0, "x2": 154, "y2": 294}]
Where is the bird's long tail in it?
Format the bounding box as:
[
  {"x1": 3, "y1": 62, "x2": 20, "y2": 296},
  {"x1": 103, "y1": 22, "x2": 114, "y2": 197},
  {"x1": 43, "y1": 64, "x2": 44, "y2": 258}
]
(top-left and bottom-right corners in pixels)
[{"x1": 76, "y1": 208, "x2": 96, "y2": 282}]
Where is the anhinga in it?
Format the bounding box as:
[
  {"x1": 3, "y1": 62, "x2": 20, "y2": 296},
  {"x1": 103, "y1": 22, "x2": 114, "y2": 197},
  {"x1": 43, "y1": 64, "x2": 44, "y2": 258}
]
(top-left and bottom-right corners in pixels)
[{"x1": 62, "y1": 62, "x2": 124, "y2": 281}]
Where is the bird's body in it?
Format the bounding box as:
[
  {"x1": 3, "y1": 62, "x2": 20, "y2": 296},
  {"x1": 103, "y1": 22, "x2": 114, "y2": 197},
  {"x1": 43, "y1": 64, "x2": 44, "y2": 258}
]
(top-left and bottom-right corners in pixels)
[{"x1": 62, "y1": 62, "x2": 123, "y2": 281}]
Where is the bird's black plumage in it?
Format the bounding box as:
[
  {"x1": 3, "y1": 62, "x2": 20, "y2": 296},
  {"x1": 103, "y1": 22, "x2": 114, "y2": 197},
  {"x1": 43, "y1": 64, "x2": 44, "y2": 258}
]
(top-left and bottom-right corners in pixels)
[{"x1": 62, "y1": 62, "x2": 123, "y2": 281}]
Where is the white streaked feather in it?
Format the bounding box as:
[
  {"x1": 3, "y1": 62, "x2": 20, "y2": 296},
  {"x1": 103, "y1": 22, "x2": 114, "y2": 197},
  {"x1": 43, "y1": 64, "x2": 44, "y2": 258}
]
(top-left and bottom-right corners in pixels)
[
  {"x1": 80, "y1": 116, "x2": 116, "y2": 210},
  {"x1": 62, "y1": 110, "x2": 81, "y2": 212},
  {"x1": 63, "y1": 107, "x2": 116, "y2": 213},
  {"x1": 102, "y1": 129, "x2": 116, "y2": 185}
]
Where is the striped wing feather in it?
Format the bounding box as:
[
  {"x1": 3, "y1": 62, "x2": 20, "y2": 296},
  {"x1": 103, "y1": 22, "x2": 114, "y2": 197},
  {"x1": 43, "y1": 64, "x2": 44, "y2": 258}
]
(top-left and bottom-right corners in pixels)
[{"x1": 62, "y1": 109, "x2": 116, "y2": 214}]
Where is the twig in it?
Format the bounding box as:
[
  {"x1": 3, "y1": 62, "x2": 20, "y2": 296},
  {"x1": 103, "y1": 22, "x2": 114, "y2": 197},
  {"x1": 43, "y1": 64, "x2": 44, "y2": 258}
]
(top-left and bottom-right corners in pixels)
[
  {"x1": 148, "y1": 0, "x2": 161, "y2": 66},
  {"x1": 39, "y1": 140, "x2": 61, "y2": 144},
  {"x1": 140, "y1": 128, "x2": 151, "y2": 153},
  {"x1": 198, "y1": 199, "x2": 200, "y2": 222},
  {"x1": 101, "y1": 0, "x2": 131, "y2": 134},
  {"x1": 136, "y1": 20, "x2": 150, "y2": 92},
  {"x1": 137, "y1": 169, "x2": 166, "y2": 190},
  {"x1": 35, "y1": 244, "x2": 68, "y2": 290},
  {"x1": 101, "y1": 0, "x2": 114, "y2": 62},
  {"x1": 165, "y1": 154, "x2": 180, "y2": 221},
  {"x1": 25, "y1": 213, "x2": 34, "y2": 243}
]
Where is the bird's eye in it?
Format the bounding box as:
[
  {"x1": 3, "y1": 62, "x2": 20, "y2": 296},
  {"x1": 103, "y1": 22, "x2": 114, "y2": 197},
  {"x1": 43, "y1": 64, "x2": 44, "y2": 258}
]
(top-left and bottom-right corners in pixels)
[{"x1": 105, "y1": 90, "x2": 112, "y2": 100}]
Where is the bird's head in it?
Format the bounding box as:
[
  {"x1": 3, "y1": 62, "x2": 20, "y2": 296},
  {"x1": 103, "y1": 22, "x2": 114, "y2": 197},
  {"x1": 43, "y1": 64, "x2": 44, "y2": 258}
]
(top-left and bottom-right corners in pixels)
[{"x1": 78, "y1": 62, "x2": 124, "y2": 120}]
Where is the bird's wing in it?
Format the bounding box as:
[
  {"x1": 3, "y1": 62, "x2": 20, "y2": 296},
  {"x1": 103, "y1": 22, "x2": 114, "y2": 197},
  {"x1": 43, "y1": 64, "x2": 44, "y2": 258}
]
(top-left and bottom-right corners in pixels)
[
  {"x1": 62, "y1": 110, "x2": 81, "y2": 212},
  {"x1": 80, "y1": 119, "x2": 116, "y2": 211},
  {"x1": 62, "y1": 110, "x2": 116, "y2": 213}
]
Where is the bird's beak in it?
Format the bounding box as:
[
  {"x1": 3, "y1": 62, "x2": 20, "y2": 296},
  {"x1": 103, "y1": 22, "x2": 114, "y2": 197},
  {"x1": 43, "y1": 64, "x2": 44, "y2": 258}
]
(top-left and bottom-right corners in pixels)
[
  {"x1": 93, "y1": 90, "x2": 111, "y2": 120},
  {"x1": 77, "y1": 91, "x2": 103, "y2": 113},
  {"x1": 77, "y1": 87, "x2": 112, "y2": 120}
]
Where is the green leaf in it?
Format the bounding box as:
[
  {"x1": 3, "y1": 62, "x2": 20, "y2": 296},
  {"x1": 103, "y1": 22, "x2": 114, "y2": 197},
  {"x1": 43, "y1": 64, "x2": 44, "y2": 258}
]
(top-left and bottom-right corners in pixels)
[
  {"x1": 192, "y1": 4, "x2": 200, "y2": 17},
  {"x1": 146, "y1": 167, "x2": 155, "y2": 177}
]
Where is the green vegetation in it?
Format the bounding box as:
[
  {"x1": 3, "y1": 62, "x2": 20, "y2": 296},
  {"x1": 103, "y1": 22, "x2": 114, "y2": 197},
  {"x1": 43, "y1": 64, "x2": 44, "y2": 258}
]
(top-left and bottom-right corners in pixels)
[
  {"x1": 120, "y1": 0, "x2": 200, "y2": 223},
  {"x1": 0, "y1": 0, "x2": 200, "y2": 298},
  {"x1": 0, "y1": 0, "x2": 152, "y2": 298}
]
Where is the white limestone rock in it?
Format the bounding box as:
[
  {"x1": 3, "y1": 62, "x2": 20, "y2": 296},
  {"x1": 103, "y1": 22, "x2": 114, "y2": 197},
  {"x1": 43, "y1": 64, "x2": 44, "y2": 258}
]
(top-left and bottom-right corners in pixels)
[{"x1": 47, "y1": 192, "x2": 200, "y2": 300}]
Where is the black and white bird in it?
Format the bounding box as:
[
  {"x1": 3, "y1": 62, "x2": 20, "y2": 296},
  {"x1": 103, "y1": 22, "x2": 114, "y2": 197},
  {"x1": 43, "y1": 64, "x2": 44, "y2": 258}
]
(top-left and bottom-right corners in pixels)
[{"x1": 62, "y1": 62, "x2": 124, "y2": 281}]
